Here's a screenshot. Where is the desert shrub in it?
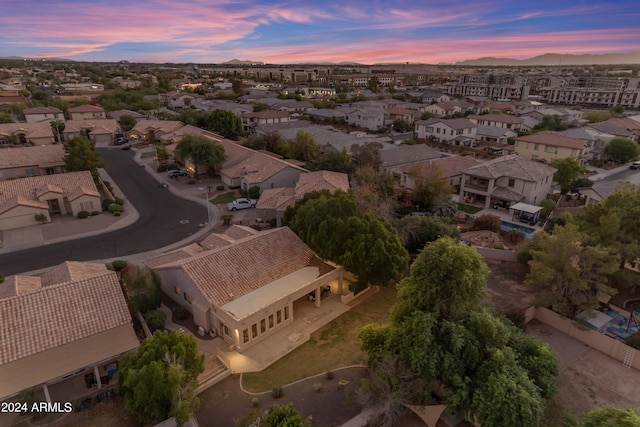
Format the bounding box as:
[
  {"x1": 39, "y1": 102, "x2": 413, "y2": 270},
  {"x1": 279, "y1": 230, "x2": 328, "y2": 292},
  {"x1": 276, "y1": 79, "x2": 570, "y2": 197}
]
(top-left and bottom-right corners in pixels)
[
  {"x1": 122, "y1": 267, "x2": 162, "y2": 314},
  {"x1": 77, "y1": 210, "x2": 90, "y2": 219},
  {"x1": 271, "y1": 387, "x2": 284, "y2": 399},
  {"x1": 250, "y1": 397, "x2": 260, "y2": 407},
  {"x1": 504, "y1": 229, "x2": 524, "y2": 244},
  {"x1": 34, "y1": 213, "x2": 47, "y2": 223},
  {"x1": 105, "y1": 263, "x2": 114, "y2": 271},
  {"x1": 102, "y1": 198, "x2": 116, "y2": 210},
  {"x1": 144, "y1": 309, "x2": 166, "y2": 332},
  {"x1": 325, "y1": 371, "x2": 334, "y2": 380},
  {"x1": 216, "y1": 185, "x2": 225, "y2": 191},
  {"x1": 111, "y1": 260, "x2": 128, "y2": 271},
  {"x1": 113, "y1": 211, "x2": 122, "y2": 216},
  {"x1": 172, "y1": 304, "x2": 190, "y2": 320},
  {"x1": 221, "y1": 214, "x2": 233, "y2": 225},
  {"x1": 248, "y1": 185, "x2": 261, "y2": 199},
  {"x1": 491, "y1": 242, "x2": 505, "y2": 250},
  {"x1": 471, "y1": 214, "x2": 501, "y2": 232},
  {"x1": 91, "y1": 211, "x2": 100, "y2": 216},
  {"x1": 114, "y1": 197, "x2": 124, "y2": 205},
  {"x1": 108, "y1": 204, "x2": 124, "y2": 212}
]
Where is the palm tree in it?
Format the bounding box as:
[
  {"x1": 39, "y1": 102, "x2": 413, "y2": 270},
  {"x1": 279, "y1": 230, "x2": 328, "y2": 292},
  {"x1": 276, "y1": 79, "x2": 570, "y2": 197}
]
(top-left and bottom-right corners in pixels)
[{"x1": 175, "y1": 135, "x2": 226, "y2": 177}]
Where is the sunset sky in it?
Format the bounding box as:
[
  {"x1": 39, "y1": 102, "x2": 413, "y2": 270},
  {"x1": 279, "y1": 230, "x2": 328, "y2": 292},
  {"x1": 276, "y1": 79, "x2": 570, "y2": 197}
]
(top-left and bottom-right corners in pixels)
[{"x1": 2, "y1": 1, "x2": 639, "y2": 64}]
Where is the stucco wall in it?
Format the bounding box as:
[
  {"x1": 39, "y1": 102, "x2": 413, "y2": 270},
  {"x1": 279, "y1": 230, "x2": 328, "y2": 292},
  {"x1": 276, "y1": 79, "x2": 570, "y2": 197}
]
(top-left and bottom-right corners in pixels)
[{"x1": 0, "y1": 205, "x2": 50, "y2": 231}]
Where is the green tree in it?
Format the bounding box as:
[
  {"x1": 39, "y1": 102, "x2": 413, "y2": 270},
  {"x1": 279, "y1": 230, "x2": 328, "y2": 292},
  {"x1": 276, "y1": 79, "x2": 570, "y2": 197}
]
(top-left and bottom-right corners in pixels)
[
  {"x1": 119, "y1": 114, "x2": 137, "y2": 132},
  {"x1": 392, "y1": 118, "x2": 412, "y2": 132},
  {"x1": 307, "y1": 147, "x2": 353, "y2": 174},
  {"x1": 63, "y1": 135, "x2": 104, "y2": 171},
  {"x1": 116, "y1": 330, "x2": 204, "y2": 426},
  {"x1": 350, "y1": 141, "x2": 383, "y2": 170},
  {"x1": 50, "y1": 120, "x2": 65, "y2": 144},
  {"x1": 176, "y1": 135, "x2": 226, "y2": 177},
  {"x1": 524, "y1": 223, "x2": 619, "y2": 317},
  {"x1": 604, "y1": 137, "x2": 640, "y2": 163},
  {"x1": 207, "y1": 109, "x2": 242, "y2": 139},
  {"x1": 581, "y1": 405, "x2": 640, "y2": 427},
  {"x1": 609, "y1": 105, "x2": 625, "y2": 116},
  {"x1": 534, "y1": 114, "x2": 567, "y2": 131},
  {"x1": 121, "y1": 266, "x2": 162, "y2": 314},
  {"x1": 407, "y1": 165, "x2": 454, "y2": 212},
  {"x1": 584, "y1": 111, "x2": 612, "y2": 123},
  {"x1": 393, "y1": 215, "x2": 460, "y2": 253},
  {"x1": 289, "y1": 130, "x2": 321, "y2": 162},
  {"x1": 264, "y1": 403, "x2": 309, "y2": 427},
  {"x1": 0, "y1": 112, "x2": 14, "y2": 123},
  {"x1": 551, "y1": 157, "x2": 585, "y2": 194},
  {"x1": 252, "y1": 102, "x2": 269, "y2": 112}
]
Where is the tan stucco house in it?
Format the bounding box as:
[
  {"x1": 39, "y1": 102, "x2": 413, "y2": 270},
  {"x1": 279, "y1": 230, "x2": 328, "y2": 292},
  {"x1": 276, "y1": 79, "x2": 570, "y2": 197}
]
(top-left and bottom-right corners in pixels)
[
  {"x1": 0, "y1": 145, "x2": 65, "y2": 180},
  {"x1": 0, "y1": 262, "x2": 139, "y2": 402},
  {"x1": 62, "y1": 119, "x2": 121, "y2": 145},
  {"x1": 148, "y1": 227, "x2": 346, "y2": 353},
  {"x1": 514, "y1": 131, "x2": 588, "y2": 164},
  {"x1": 23, "y1": 106, "x2": 65, "y2": 123},
  {"x1": 0, "y1": 122, "x2": 55, "y2": 145},
  {"x1": 67, "y1": 105, "x2": 106, "y2": 120}
]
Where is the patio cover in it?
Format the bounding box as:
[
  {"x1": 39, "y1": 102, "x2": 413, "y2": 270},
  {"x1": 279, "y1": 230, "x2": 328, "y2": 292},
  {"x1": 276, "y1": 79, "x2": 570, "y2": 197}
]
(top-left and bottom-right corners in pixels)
[
  {"x1": 576, "y1": 310, "x2": 612, "y2": 333},
  {"x1": 221, "y1": 266, "x2": 320, "y2": 321},
  {"x1": 509, "y1": 202, "x2": 543, "y2": 214}
]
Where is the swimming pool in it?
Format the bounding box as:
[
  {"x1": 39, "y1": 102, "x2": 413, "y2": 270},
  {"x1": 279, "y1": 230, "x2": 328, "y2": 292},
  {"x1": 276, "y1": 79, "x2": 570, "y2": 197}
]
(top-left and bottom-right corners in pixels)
[{"x1": 500, "y1": 221, "x2": 536, "y2": 236}]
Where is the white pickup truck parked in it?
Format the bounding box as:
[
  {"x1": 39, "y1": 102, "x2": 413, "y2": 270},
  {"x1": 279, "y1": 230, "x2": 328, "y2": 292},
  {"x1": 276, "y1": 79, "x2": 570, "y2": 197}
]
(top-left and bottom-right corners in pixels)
[{"x1": 226, "y1": 198, "x2": 257, "y2": 211}]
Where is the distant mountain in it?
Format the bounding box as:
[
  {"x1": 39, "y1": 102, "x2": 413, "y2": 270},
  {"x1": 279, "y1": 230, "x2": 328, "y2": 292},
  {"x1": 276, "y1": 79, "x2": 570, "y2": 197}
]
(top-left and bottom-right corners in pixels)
[
  {"x1": 0, "y1": 56, "x2": 74, "y2": 62},
  {"x1": 457, "y1": 52, "x2": 640, "y2": 66},
  {"x1": 222, "y1": 59, "x2": 264, "y2": 65}
]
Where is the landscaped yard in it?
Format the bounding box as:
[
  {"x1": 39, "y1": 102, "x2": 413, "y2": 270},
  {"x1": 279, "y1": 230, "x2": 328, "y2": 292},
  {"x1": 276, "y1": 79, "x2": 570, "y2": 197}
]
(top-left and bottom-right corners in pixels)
[
  {"x1": 456, "y1": 202, "x2": 482, "y2": 214},
  {"x1": 210, "y1": 191, "x2": 236, "y2": 205},
  {"x1": 241, "y1": 285, "x2": 398, "y2": 392}
]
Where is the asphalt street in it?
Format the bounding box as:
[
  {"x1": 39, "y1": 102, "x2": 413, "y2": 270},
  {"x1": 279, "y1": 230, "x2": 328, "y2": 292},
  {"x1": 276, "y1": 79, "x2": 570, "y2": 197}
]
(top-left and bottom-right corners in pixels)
[{"x1": 0, "y1": 148, "x2": 207, "y2": 276}]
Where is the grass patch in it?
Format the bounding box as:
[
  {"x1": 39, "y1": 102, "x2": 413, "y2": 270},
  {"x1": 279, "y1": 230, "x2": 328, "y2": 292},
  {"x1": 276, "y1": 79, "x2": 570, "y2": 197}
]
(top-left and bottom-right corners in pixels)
[
  {"x1": 241, "y1": 286, "x2": 398, "y2": 392},
  {"x1": 210, "y1": 191, "x2": 236, "y2": 205},
  {"x1": 456, "y1": 203, "x2": 482, "y2": 214},
  {"x1": 139, "y1": 150, "x2": 156, "y2": 158}
]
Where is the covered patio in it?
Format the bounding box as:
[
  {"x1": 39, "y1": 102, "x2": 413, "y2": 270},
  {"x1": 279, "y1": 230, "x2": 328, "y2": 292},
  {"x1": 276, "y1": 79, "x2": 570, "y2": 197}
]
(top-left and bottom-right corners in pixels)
[{"x1": 509, "y1": 201, "x2": 543, "y2": 224}]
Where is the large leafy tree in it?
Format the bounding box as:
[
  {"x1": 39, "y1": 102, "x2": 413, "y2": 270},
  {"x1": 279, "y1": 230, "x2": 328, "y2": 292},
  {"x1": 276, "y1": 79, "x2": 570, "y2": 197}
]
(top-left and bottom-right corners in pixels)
[
  {"x1": 206, "y1": 109, "x2": 242, "y2": 139},
  {"x1": 604, "y1": 137, "x2": 640, "y2": 163},
  {"x1": 534, "y1": 114, "x2": 567, "y2": 131},
  {"x1": 264, "y1": 403, "x2": 309, "y2": 427},
  {"x1": 63, "y1": 135, "x2": 104, "y2": 171},
  {"x1": 524, "y1": 223, "x2": 619, "y2": 317},
  {"x1": 116, "y1": 330, "x2": 204, "y2": 426},
  {"x1": 307, "y1": 147, "x2": 353, "y2": 174},
  {"x1": 406, "y1": 165, "x2": 454, "y2": 212},
  {"x1": 581, "y1": 405, "x2": 640, "y2": 427},
  {"x1": 350, "y1": 141, "x2": 383, "y2": 170},
  {"x1": 551, "y1": 157, "x2": 585, "y2": 194},
  {"x1": 287, "y1": 190, "x2": 408, "y2": 287},
  {"x1": 289, "y1": 130, "x2": 321, "y2": 162},
  {"x1": 175, "y1": 135, "x2": 226, "y2": 177},
  {"x1": 392, "y1": 215, "x2": 460, "y2": 253},
  {"x1": 50, "y1": 120, "x2": 65, "y2": 144}
]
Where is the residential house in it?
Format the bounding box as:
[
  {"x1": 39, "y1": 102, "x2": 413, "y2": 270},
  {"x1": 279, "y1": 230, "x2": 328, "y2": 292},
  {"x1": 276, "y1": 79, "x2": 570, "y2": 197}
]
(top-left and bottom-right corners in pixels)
[
  {"x1": 23, "y1": 107, "x2": 64, "y2": 123},
  {"x1": 467, "y1": 113, "x2": 526, "y2": 132},
  {"x1": 557, "y1": 128, "x2": 603, "y2": 161},
  {"x1": 242, "y1": 110, "x2": 290, "y2": 133},
  {"x1": 260, "y1": 98, "x2": 314, "y2": 112},
  {"x1": 0, "y1": 171, "x2": 101, "y2": 230},
  {"x1": 63, "y1": 119, "x2": 121, "y2": 145},
  {"x1": 67, "y1": 105, "x2": 106, "y2": 121},
  {"x1": 304, "y1": 109, "x2": 347, "y2": 123},
  {"x1": 0, "y1": 122, "x2": 54, "y2": 145},
  {"x1": 460, "y1": 154, "x2": 556, "y2": 210},
  {"x1": 167, "y1": 92, "x2": 204, "y2": 109},
  {"x1": 475, "y1": 125, "x2": 517, "y2": 145},
  {"x1": 148, "y1": 227, "x2": 346, "y2": 353},
  {"x1": 378, "y1": 144, "x2": 442, "y2": 172},
  {"x1": 393, "y1": 155, "x2": 481, "y2": 190},
  {"x1": 415, "y1": 118, "x2": 478, "y2": 146},
  {"x1": 106, "y1": 109, "x2": 146, "y2": 123},
  {"x1": 514, "y1": 131, "x2": 588, "y2": 164},
  {"x1": 0, "y1": 262, "x2": 139, "y2": 402},
  {"x1": 128, "y1": 119, "x2": 185, "y2": 142},
  {"x1": 423, "y1": 100, "x2": 474, "y2": 117},
  {"x1": 0, "y1": 145, "x2": 65, "y2": 180},
  {"x1": 385, "y1": 107, "x2": 416, "y2": 125},
  {"x1": 256, "y1": 170, "x2": 349, "y2": 225},
  {"x1": 603, "y1": 118, "x2": 640, "y2": 142},
  {"x1": 338, "y1": 107, "x2": 388, "y2": 131},
  {"x1": 417, "y1": 90, "x2": 450, "y2": 104},
  {"x1": 0, "y1": 91, "x2": 29, "y2": 115}
]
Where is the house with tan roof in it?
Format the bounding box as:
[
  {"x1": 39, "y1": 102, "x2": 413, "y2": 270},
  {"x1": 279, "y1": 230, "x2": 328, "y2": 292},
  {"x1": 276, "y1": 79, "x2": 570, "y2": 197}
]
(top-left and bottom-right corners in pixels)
[
  {"x1": 62, "y1": 119, "x2": 121, "y2": 145},
  {"x1": 23, "y1": 106, "x2": 64, "y2": 123},
  {"x1": 467, "y1": 113, "x2": 526, "y2": 132},
  {"x1": 0, "y1": 262, "x2": 139, "y2": 402},
  {"x1": 221, "y1": 149, "x2": 308, "y2": 192},
  {"x1": 460, "y1": 154, "x2": 556, "y2": 210},
  {"x1": 0, "y1": 122, "x2": 55, "y2": 145},
  {"x1": 149, "y1": 227, "x2": 345, "y2": 353},
  {"x1": 67, "y1": 104, "x2": 106, "y2": 121},
  {"x1": 0, "y1": 171, "x2": 101, "y2": 230},
  {"x1": 393, "y1": 155, "x2": 481, "y2": 190},
  {"x1": 256, "y1": 171, "x2": 349, "y2": 225},
  {"x1": 385, "y1": 107, "x2": 416, "y2": 124},
  {"x1": 106, "y1": 109, "x2": 146, "y2": 123},
  {"x1": 515, "y1": 131, "x2": 588, "y2": 164},
  {"x1": 242, "y1": 110, "x2": 290, "y2": 133},
  {"x1": 0, "y1": 145, "x2": 65, "y2": 180},
  {"x1": 415, "y1": 118, "x2": 478, "y2": 146},
  {"x1": 128, "y1": 119, "x2": 185, "y2": 142}
]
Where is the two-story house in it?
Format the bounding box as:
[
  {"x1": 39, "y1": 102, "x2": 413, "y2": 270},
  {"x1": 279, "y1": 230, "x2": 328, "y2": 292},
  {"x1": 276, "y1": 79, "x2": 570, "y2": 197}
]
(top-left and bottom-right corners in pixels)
[
  {"x1": 0, "y1": 145, "x2": 65, "y2": 180},
  {"x1": 514, "y1": 131, "x2": 588, "y2": 164},
  {"x1": 415, "y1": 118, "x2": 477, "y2": 146},
  {"x1": 67, "y1": 105, "x2": 106, "y2": 121},
  {"x1": 23, "y1": 107, "x2": 65, "y2": 123},
  {"x1": 467, "y1": 113, "x2": 526, "y2": 132},
  {"x1": 460, "y1": 154, "x2": 556, "y2": 210},
  {"x1": 62, "y1": 119, "x2": 121, "y2": 145},
  {"x1": 242, "y1": 110, "x2": 290, "y2": 133}
]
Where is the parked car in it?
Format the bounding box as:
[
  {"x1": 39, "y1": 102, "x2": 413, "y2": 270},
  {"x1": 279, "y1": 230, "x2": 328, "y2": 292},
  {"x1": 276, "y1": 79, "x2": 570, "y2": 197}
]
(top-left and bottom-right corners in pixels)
[
  {"x1": 114, "y1": 136, "x2": 128, "y2": 145},
  {"x1": 226, "y1": 198, "x2": 257, "y2": 211},
  {"x1": 630, "y1": 161, "x2": 640, "y2": 170},
  {"x1": 168, "y1": 168, "x2": 188, "y2": 178}
]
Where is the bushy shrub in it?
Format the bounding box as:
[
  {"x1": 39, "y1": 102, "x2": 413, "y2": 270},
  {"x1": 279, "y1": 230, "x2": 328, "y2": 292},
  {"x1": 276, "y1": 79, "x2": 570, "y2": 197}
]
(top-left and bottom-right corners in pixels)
[
  {"x1": 250, "y1": 397, "x2": 260, "y2": 407},
  {"x1": 216, "y1": 185, "x2": 225, "y2": 191},
  {"x1": 78, "y1": 210, "x2": 90, "y2": 219},
  {"x1": 108, "y1": 204, "x2": 124, "y2": 213},
  {"x1": 102, "y1": 198, "x2": 115, "y2": 211},
  {"x1": 248, "y1": 186, "x2": 261, "y2": 199},
  {"x1": 325, "y1": 371, "x2": 334, "y2": 380},
  {"x1": 249, "y1": 223, "x2": 261, "y2": 231},
  {"x1": 113, "y1": 211, "x2": 122, "y2": 216},
  {"x1": 271, "y1": 387, "x2": 284, "y2": 398},
  {"x1": 122, "y1": 267, "x2": 162, "y2": 314},
  {"x1": 111, "y1": 260, "x2": 128, "y2": 271},
  {"x1": 269, "y1": 218, "x2": 277, "y2": 228},
  {"x1": 504, "y1": 229, "x2": 524, "y2": 244},
  {"x1": 221, "y1": 214, "x2": 233, "y2": 226},
  {"x1": 114, "y1": 197, "x2": 124, "y2": 206},
  {"x1": 91, "y1": 211, "x2": 100, "y2": 216},
  {"x1": 144, "y1": 309, "x2": 166, "y2": 332},
  {"x1": 172, "y1": 304, "x2": 190, "y2": 320},
  {"x1": 34, "y1": 213, "x2": 47, "y2": 223},
  {"x1": 471, "y1": 214, "x2": 501, "y2": 233}
]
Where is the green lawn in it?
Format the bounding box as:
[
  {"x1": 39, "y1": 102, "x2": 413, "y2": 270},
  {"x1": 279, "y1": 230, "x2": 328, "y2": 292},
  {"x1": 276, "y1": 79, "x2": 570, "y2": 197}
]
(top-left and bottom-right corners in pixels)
[
  {"x1": 210, "y1": 191, "x2": 237, "y2": 204},
  {"x1": 241, "y1": 285, "x2": 398, "y2": 392},
  {"x1": 456, "y1": 203, "x2": 482, "y2": 214}
]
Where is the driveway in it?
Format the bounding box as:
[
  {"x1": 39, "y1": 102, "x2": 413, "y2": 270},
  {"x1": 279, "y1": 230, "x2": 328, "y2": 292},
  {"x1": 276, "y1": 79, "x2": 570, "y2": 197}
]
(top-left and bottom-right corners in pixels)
[{"x1": 0, "y1": 148, "x2": 208, "y2": 276}]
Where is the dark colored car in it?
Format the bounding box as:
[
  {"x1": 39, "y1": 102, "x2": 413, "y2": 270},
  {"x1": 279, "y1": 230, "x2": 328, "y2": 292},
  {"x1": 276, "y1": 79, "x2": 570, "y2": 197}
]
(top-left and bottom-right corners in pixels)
[{"x1": 114, "y1": 136, "x2": 128, "y2": 145}]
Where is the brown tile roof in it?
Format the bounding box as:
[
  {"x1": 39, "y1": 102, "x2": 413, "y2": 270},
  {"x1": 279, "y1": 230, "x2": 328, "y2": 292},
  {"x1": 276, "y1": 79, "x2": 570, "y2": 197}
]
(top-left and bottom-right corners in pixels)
[
  {"x1": 462, "y1": 154, "x2": 556, "y2": 182},
  {"x1": 67, "y1": 104, "x2": 105, "y2": 113},
  {"x1": 243, "y1": 110, "x2": 291, "y2": 119},
  {"x1": 0, "y1": 145, "x2": 65, "y2": 170},
  {"x1": 606, "y1": 117, "x2": 640, "y2": 131},
  {"x1": 223, "y1": 151, "x2": 306, "y2": 184},
  {"x1": 256, "y1": 187, "x2": 296, "y2": 210},
  {"x1": 0, "y1": 268, "x2": 132, "y2": 365},
  {"x1": 66, "y1": 186, "x2": 101, "y2": 202},
  {"x1": 0, "y1": 122, "x2": 54, "y2": 140},
  {"x1": 129, "y1": 119, "x2": 185, "y2": 136},
  {"x1": 295, "y1": 170, "x2": 350, "y2": 195},
  {"x1": 0, "y1": 171, "x2": 98, "y2": 205},
  {"x1": 63, "y1": 119, "x2": 119, "y2": 135},
  {"x1": 0, "y1": 276, "x2": 42, "y2": 299},
  {"x1": 35, "y1": 183, "x2": 63, "y2": 198},
  {"x1": 398, "y1": 155, "x2": 481, "y2": 178},
  {"x1": 468, "y1": 113, "x2": 523, "y2": 124},
  {"x1": 144, "y1": 244, "x2": 205, "y2": 269},
  {"x1": 516, "y1": 131, "x2": 586, "y2": 149},
  {"x1": 39, "y1": 261, "x2": 110, "y2": 287},
  {"x1": 157, "y1": 227, "x2": 317, "y2": 307},
  {"x1": 23, "y1": 107, "x2": 63, "y2": 115},
  {"x1": 0, "y1": 195, "x2": 48, "y2": 215},
  {"x1": 220, "y1": 224, "x2": 259, "y2": 240}
]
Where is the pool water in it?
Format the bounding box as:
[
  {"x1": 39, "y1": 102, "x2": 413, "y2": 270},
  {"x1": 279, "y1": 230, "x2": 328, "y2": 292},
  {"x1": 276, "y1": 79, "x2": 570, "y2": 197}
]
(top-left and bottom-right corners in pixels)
[{"x1": 500, "y1": 221, "x2": 536, "y2": 236}]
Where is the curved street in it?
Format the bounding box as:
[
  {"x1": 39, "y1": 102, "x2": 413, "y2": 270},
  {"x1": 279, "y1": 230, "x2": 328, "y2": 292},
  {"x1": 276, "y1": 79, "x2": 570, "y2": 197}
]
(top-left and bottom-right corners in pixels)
[{"x1": 0, "y1": 148, "x2": 208, "y2": 276}]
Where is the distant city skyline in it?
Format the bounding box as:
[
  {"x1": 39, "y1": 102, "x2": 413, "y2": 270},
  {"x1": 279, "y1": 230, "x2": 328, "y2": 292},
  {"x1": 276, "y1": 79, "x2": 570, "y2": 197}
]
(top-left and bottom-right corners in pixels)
[{"x1": 2, "y1": 1, "x2": 639, "y2": 64}]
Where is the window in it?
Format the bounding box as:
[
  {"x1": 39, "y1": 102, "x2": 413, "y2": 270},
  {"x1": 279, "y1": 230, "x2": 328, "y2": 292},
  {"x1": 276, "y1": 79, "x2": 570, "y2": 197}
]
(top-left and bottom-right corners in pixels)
[
  {"x1": 174, "y1": 285, "x2": 181, "y2": 295},
  {"x1": 80, "y1": 200, "x2": 95, "y2": 211},
  {"x1": 25, "y1": 168, "x2": 36, "y2": 177},
  {"x1": 284, "y1": 306, "x2": 289, "y2": 320},
  {"x1": 508, "y1": 179, "x2": 515, "y2": 188},
  {"x1": 277, "y1": 310, "x2": 282, "y2": 324},
  {"x1": 269, "y1": 314, "x2": 274, "y2": 329},
  {"x1": 260, "y1": 319, "x2": 266, "y2": 333},
  {"x1": 243, "y1": 329, "x2": 249, "y2": 344},
  {"x1": 252, "y1": 323, "x2": 258, "y2": 339},
  {"x1": 45, "y1": 167, "x2": 56, "y2": 175},
  {"x1": 223, "y1": 324, "x2": 230, "y2": 337},
  {"x1": 184, "y1": 292, "x2": 193, "y2": 304}
]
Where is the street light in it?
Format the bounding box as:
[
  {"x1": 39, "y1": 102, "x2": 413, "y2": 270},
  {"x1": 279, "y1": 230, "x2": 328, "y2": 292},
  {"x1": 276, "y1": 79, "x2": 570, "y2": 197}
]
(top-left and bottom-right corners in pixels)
[{"x1": 199, "y1": 186, "x2": 212, "y2": 230}]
